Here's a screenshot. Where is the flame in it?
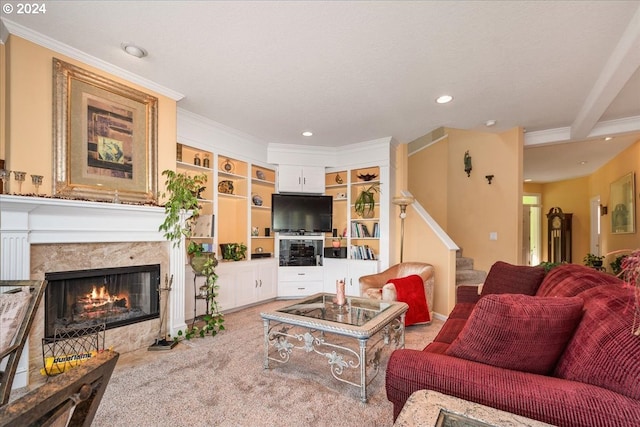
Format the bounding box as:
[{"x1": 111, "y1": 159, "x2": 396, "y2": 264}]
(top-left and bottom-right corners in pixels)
[{"x1": 86, "y1": 286, "x2": 128, "y2": 307}]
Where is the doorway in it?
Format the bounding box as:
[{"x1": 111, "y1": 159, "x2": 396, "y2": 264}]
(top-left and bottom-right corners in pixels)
[{"x1": 523, "y1": 194, "x2": 542, "y2": 266}]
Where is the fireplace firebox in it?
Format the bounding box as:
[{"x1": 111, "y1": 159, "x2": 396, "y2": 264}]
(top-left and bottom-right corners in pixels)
[{"x1": 44, "y1": 264, "x2": 160, "y2": 338}]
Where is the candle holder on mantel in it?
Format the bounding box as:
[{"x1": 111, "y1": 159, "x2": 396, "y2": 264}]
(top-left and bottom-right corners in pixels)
[
  {"x1": 13, "y1": 171, "x2": 26, "y2": 194},
  {"x1": 0, "y1": 169, "x2": 9, "y2": 194},
  {"x1": 31, "y1": 175, "x2": 44, "y2": 194}
]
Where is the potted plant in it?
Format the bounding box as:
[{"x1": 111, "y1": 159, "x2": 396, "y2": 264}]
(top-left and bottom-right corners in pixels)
[
  {"x1": 174, "y1": 256, "x2": 225, "y2": 340},
  {"x1": 187, "y1": 241, "x2": 217, "y2": 274},
  {"x1": 583, "y1": 253, "x2": 605, "y2": 269},
  {"x1": 354, "y1": 183, "x2": 380, "y2": 218},
  {"x1": 158, "y1": 169, "x2": 207, "y2": 247},
  {"x1": 158, "y1": 169, "x2": 224, "y2": 340},
  {"x1": 220, "y1": 242, "x2": 247, "y2": 261}
]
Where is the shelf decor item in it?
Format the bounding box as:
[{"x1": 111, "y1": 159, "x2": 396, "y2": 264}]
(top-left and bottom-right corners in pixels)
[
  {"x1": 357, "y1": 173, "x2": 378, "y2": 182},
  {"x1": 203, "y1": 154, "x2": 210, "y2": 168},
  {"x1": 335, "y1": 173, "x2": 343, "y2": 184},
  {"x1": 256, "y1": 169, "x2": 265, "y2": 180},
  {"x1": 354, "y1": 183, "x2": 380, "y2": 218},
  {"x1": 194, "y1": 153, "x2": 201, "y2": 166},
  {"x1": 252, "y1": 193, "x2": 263, "y2": 206},
  {"x1": 218, "y1": 180, "x2": 234, "y2": 194},
  {"x1": 222, "y1": 158, "x2": 234, "y2": 173}
]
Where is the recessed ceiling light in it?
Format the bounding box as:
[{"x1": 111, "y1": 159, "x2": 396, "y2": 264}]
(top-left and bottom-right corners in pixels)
[
  {"x1": 121, "y1": 42, "x2": 147, "y2": 58},
  {"x1": 485, "y1": 120, "x2": 496, "y2": 127},
  {"x1": 605, "y1": 136, "x2": 613, "y2": 141},
  {"x1": 579, "y1": 160, "x2": 588, "y2": 165},
  {"x1": 524, "y1": 178, "x2": 532, "y2": 182},
  {"x1": 302, "y1": 131, "x2": 313, "y2": 137},
  {"x1": 435, "y1": 95, "x2": 453, "y2": 104}
]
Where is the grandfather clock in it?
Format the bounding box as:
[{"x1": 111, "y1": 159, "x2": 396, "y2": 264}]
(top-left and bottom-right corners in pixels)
[{"x1": 547, "y1": 207, "x2": 572, "y2": 263}]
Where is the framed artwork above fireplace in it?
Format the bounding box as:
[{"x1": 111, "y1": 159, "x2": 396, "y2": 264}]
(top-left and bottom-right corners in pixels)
[{"x1": 52, "y1": 58, "x2": 158, "y2": 204}]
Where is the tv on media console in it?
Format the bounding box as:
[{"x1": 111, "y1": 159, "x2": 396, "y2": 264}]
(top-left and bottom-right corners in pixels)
[{"x1": 271, "y1": 194, "x2": 333, "y2": 233}]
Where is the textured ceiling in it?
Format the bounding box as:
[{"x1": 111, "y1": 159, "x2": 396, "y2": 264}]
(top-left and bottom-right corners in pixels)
[{"x1": 2, "y1": 1, "x2": 639, "y2": 182}]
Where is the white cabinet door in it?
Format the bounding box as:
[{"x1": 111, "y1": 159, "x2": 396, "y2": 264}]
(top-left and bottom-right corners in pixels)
[
  {"x1": 256, "y1": 260, "x2": 278, "y2": 301},
  {"x1": 233, "y1": 264, "x2": 259, "y2": 308},
  {"x1": 300, "y1": 166, "x2": 325, "y2": 193},
  {"x1": 277, "y1": 165, "x2": 325, "y2": 193},
  {"x1": 323, "y1": 258, "x2": 349, "y2": 294},
  {"x1": 347, "y1": 260, "x2": 379, "y2": 296},
  {"x1": 213, "y1": 263, "x2": 237, "y2": 312}
]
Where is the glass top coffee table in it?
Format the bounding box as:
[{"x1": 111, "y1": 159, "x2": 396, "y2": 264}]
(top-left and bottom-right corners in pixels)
[{"x1": 261, "y1": 293, "x2": 408, "y2": 403}]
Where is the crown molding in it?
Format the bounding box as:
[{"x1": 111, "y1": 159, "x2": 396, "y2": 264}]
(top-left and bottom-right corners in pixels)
[
  {"x1": 525, "y1": 115, "x2": 640, "y2": 147},
  {"x1": 1, "y1": 18, "x2": 184, "y2": 101}
]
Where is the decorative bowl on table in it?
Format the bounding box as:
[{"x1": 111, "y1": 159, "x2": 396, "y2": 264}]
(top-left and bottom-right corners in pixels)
[{"x1": 357, "y1": 173, "x2": 378, "y2": 182}]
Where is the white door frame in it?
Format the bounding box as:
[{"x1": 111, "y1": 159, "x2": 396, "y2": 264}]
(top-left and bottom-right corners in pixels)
[{"x1": 590, "y1": 196, "x2": 601, "y2": 255}]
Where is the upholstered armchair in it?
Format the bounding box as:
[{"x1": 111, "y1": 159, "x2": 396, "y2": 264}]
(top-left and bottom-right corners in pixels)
[{"x1": 359, "y1": 262, "x2": 435, "y2": 322}]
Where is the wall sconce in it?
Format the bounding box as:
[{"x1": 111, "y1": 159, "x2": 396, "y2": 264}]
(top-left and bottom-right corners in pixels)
[
  {"x1": 485, "y1": 175, "x2": 494, "y2": 184},
  {"x1": 464, "y1": 151, "x2": 472, "y2": 177},
  {"x1": 600, "y1": 205, "x2": 608, "y2": 216},
  {"x1": 392, "y1": 195, "x2": 415, "y2": 263}
]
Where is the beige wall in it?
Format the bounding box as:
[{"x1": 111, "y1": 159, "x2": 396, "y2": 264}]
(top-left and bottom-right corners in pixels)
[
  {"x1": 3, "y1": 36, "x2": 176, "y2": 195},
  {"x1": 408, "y1": 127, "x2": 523, "y2": 272}
]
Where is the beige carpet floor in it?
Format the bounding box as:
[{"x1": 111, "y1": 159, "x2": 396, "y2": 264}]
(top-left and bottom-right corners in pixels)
[{"x1": 93, "y1": 299, "x2": 443, "y2": 427}]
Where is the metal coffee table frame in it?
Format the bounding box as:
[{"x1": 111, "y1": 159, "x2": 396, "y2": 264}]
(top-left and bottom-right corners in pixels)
[{"x1": 261, "y1": 293, "x2": 408, "y2": 403}]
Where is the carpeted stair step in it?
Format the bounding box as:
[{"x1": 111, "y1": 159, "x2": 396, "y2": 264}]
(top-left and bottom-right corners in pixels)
[
  {"x1": 456, "y1": 269, "x2": 487, "y2": 285},
  {"x1": 456, "y1": 256, "x2": 474, "y2": 271}
]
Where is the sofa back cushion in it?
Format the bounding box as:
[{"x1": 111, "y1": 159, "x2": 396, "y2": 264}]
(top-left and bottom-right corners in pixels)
[
  {"x1": 554, "y1": 284, "x2": 640, "y2": 400},
  {"x1": 480, "y1": 261, "x2": 546, "y2": 296},
  {"x1": 445, "y1": 294, "x2": 584, "y2": 375},
  {"x1": 536, "y1": 263, "x2": 623, "y2": 297}
]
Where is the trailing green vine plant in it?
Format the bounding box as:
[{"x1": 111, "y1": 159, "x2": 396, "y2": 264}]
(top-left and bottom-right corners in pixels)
[
  {"x1": 174, "y1": 257, "x2": 225, "y2": 340},
  {"x1": 158, "y1": 169, "x2": 208, "y2": 247},
  {"x1": 158, "y1": 169, "x2": 224, "y2": 340}
]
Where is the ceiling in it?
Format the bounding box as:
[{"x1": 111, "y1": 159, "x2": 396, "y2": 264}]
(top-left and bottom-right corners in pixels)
[{"x1": 2, "y1": 1, "x2": 640, "y2": 183}]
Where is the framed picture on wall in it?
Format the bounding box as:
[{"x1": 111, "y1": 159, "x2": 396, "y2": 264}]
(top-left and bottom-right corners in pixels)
[
  {"x1": 53, "y1": 58, "x2": 158, "y2": 203},
  {"x1": 610, "y1": 172, "x2": 635, "y2": 234}
]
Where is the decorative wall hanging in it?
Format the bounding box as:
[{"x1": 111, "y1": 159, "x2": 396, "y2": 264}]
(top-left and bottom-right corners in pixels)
[
  {"x1": 464, "y1": 151, "x2": 472, "y2": 177},
  {"x1": 610, "y1": 172, "x2": 635, "y2": 234},
  {"x1": 53, "y1": 58, "x2": 158, "y2": 203}
]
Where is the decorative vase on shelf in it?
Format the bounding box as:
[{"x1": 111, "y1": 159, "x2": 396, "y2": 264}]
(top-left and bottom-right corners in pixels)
[
  {"x1": 252, "y1": 194, "x2": 263, "y2": 206},
  {"x1": 332, "y1": 239, "x2": 341, "y2": 248}
]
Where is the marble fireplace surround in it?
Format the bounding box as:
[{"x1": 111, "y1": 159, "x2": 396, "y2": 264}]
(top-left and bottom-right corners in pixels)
[{"x1": 0, "y1": 195, "x2": 188, "y2": 387}]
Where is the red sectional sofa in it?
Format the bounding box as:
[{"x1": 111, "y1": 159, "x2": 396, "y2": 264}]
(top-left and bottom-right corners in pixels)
[{"x1": 386, "y1": 262, "x2": 640, "y2": 427}]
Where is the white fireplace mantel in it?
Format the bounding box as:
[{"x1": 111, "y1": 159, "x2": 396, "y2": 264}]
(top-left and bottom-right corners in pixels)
[{"x1": 0, "y1": 195, "x2": 188, "y2": 387}]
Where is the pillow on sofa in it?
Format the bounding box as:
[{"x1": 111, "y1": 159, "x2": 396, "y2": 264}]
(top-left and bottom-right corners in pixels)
[
  {"x1": 481, "y1": 261, "x2": 546, "y2": 296},
  {"x1": 445, "y1": 294, "x2": 584, "y2": 375},
  {"x1": 386, "y1": 275, "x2": 430, "y2": 326}
]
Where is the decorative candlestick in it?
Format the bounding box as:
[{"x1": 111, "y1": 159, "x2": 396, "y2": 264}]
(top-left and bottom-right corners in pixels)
[
  {"x1": 13, "y1": 171, "x2": 26, "y2": 194},
  {"x1": 31, "y1": 175, "x2": 43, "y2": 194},
  {"x1": 0, "y1": 169, "x2": 8, "y2": 194}
]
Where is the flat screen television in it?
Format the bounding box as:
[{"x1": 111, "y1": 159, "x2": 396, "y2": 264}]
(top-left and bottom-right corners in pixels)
[{"x1": 271, "y1": 194, "x2": 333, "y2": 233}]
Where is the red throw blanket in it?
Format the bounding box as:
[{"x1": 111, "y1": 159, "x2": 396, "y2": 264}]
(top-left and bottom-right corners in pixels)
[{"x1": 388, "y1": 274, "x2": 430, "y2": 326}]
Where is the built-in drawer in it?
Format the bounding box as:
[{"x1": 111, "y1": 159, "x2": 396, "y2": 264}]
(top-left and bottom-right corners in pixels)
[
  {"x1": 278, "y1": 281, "x2": 324, "y2": 297},
  {"x1": 278, "y1": 267, "x2": 323, "y2": 282}
]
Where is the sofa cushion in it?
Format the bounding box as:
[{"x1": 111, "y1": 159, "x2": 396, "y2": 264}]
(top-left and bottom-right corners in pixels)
[
  {"x1": 480, "y1": 261, "x2": 546, "y2": 296},
  {"x1": 387, "y1": 275, "x2": 430, "y2": 326},
  {"x1": 536, "y1": 263, "x2": 624, "y2": 297},
  {"x1": 445, "y1": 294, "x2": 583, "y2": 375},
  {"x1": 554, "y1": 284, "x2": 640, "y2": 400}
]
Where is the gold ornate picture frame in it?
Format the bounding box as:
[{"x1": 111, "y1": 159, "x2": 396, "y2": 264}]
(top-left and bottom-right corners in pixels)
[
  {"x1": 53, "y1": 58, "x2": 158, "y2": 203},
  {"x1": 610, "y1": 172, "x2": 635, "y2": 234}
]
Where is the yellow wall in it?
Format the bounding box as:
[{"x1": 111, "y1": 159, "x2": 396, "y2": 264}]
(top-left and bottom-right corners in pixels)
[
  {"x1": 408, "y1": 127, "x2": 523, "y2": 272},
  {"x1": 3, "y1": 36, "x2": 176, "y2": 195},
  {"x1": 524, "y1": 138, "x2": 640, "y2": 269},
  {"x1": 590, "y1": 140, "x2": 640, "y2": 264},
  {"x1": 539, "y1": 176, "x2": 590, "y2": 263}
]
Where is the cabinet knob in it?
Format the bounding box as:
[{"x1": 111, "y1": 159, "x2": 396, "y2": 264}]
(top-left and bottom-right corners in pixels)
[{"x1": 255, "y1": 280, "x2": 259, "y2": 288}]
